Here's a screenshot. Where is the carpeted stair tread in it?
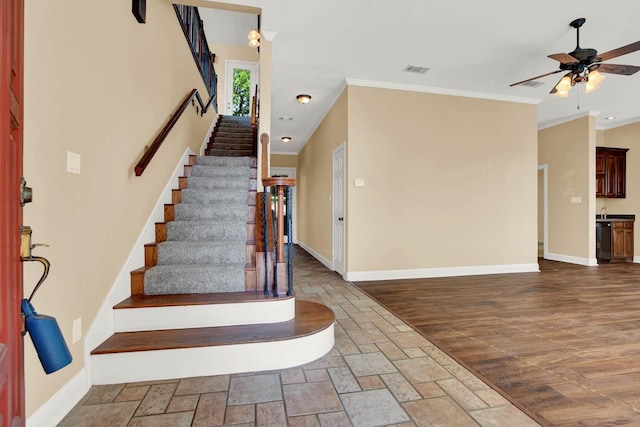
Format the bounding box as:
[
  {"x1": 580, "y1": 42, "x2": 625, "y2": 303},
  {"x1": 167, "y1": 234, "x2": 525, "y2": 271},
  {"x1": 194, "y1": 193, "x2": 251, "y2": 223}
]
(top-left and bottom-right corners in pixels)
[
  {"x1": 174, "y1": 204, "x2": 247, "y2": 221},
  {"x1": 156, "y1": 241, "x2": 245, "y2": 265},
  {"x1": 187, "y1": 176, "x2": 249, "y2": 190},
  {"x1": 190, "y1": 165, "x2": 251, "y2": 178},
  {"x1": 167, "y1": 220, "x2": 246, "y2": 241},
  {"x1": 181, "y1": 189, "x2": 248, "y2": 204},
  {"x1": 207, "y1": 149, "x2": 254, "y2": 157},
  {"x1": 195, "y1": 156, "x2": 251, "y2": 166},
  {"x1": 144, "y1": 264, "x2": 245, "y2": 294}
]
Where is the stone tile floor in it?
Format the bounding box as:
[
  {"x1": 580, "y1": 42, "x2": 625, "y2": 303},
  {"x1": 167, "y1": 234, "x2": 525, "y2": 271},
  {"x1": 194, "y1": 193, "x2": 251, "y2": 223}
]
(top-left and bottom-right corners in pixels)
[{"x1": 59, "y1": 248, "x2": 540, "y2": 426}]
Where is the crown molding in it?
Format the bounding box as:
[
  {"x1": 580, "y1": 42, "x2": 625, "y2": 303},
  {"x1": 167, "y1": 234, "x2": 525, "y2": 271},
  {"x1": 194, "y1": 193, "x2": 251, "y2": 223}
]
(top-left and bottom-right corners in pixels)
[{"x1": 344, "y1": 78, "x2": 541, "y2": 105}]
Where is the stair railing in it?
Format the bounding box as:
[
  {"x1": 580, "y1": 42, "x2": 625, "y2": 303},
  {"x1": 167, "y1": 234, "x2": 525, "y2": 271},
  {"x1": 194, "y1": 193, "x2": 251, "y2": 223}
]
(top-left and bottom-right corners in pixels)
[
  {"x1": 135, "y1": 89, "x2": 211, "y2": 176},
  {"x1": 260, "y1": 133, "x2": 295, "y2": 296},
  {"x1": 173, "y1": 4, "x2": 217, "y2": 107}
]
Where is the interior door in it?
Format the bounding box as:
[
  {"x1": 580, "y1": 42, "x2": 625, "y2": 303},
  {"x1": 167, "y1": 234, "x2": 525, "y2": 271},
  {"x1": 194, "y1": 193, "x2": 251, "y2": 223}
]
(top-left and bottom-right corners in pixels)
[
  {"x1": 224, "y1": 60, "x2": 258, "y2": 116},
  {"x1": 1, "y1": 0, "x2": 26, "y2": 424},
  {"x1": 333, "y1": 144, "x2": 345, "y2": 276}
]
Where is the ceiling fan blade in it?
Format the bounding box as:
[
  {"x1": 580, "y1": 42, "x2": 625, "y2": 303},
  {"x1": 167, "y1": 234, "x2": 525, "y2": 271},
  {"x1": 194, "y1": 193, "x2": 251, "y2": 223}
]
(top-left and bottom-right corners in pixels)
[
  {"x1": 548, "y1": 53, "x2": 579, "y2": 64},
  {"x1": 549, "y1": 72, "x2": 572, "y2": 94},
  {"x1": 597, "y1": 41, "x2": 640, "y2": 62},
  {"x1": 510, "y1": 69, "x2": 564, "y2": 87},
  {"x1": 596, "y1": 63, "x2": 640, "y2": 75}
]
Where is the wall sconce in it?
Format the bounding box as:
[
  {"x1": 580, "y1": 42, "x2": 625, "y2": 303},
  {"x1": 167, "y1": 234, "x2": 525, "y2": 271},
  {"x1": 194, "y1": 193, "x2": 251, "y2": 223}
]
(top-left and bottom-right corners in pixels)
[
  {"x1": 281, "y1": 137, "x2": 292, "y2": 143},
  {"x1": 248, "y1": 29, "x2": 260, "y2": 48},
  {"x1": 296, "y1": 94, "x2": 312, "y2": 104}
]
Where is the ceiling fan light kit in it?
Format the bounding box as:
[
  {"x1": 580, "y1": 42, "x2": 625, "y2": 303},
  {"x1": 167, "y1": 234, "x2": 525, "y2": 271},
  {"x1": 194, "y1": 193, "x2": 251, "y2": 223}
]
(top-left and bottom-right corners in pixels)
[{"x1": 511, "y1": 18, "x2": 640, "y2": 97}]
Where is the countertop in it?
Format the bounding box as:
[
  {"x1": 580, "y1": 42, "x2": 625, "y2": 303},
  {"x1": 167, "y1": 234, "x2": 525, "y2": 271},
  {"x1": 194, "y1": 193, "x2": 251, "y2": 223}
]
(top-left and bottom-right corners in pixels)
[{"x1": 596, "y1": 214, "x2": 635, "y2": 223}]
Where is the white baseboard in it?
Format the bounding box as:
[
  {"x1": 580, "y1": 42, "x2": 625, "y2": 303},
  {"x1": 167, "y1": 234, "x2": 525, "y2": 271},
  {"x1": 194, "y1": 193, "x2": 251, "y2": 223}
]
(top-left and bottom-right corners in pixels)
[
  {"x1": 545, "y1": 252, "x2": 598, "y2": 266},
  {"x1": 346, "y1": 262, "x2": 540, "y2": 282},
  {"x1": 26, "y1": 369, "x2": 89, "y2": 427},
  {"x1": 297, "y1": 241, "x2": 333, "y2": 271}
]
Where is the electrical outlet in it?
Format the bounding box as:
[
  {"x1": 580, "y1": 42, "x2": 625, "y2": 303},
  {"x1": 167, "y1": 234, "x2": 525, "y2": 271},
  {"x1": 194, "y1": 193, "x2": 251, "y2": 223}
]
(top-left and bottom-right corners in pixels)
[{"x1": 72, "y1": 318, "x2": 82, "y2": 343}]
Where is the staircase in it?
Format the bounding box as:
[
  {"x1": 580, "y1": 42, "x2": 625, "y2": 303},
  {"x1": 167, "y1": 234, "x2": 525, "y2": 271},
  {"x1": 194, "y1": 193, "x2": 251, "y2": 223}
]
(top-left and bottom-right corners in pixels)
[{"x1": 90, "y1": 115, "x2": 334, "y2": 385}]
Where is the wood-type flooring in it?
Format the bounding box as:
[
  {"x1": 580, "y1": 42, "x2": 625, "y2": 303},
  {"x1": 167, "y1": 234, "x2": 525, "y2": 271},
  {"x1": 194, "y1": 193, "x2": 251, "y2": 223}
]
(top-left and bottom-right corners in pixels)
[{"x1": 355, "y1": 259, "x2": 640, "y2": 426}]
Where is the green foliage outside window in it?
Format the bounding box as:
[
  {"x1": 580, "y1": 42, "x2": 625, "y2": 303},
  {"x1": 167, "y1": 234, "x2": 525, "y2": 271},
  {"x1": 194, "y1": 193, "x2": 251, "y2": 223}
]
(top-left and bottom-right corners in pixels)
[{"x1": 232, "y1": 69, "x2": 251, "y2": 116}]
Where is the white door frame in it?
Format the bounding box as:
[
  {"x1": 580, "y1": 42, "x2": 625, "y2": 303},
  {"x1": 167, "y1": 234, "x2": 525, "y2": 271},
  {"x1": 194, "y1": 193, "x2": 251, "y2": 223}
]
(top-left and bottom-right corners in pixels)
[
  {"x1": 333, "y1": 143, "x2": 346, "y2": 276},
  {"x1": 538, "y1": 164, "x2": 548, "y2": 259},
  {"x1": 271, "y1": 167, "x2": 297, "y2": 244},
  {"x1": 224, "y1": 60, "x2": 259, "y2": 116}
]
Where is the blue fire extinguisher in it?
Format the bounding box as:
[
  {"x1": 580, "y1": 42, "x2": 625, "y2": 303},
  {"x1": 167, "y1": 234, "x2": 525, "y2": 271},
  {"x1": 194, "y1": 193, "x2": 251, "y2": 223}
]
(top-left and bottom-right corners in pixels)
[{"x1": 21, "y1": 226, "x2": 72, "y2": 374}]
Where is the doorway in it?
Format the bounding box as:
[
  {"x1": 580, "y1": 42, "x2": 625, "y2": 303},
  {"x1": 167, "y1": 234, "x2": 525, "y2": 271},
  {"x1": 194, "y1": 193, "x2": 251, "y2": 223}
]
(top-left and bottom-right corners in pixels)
[
  {"x1": 224, "y1": 60, "x2": 258, "y2": 116},
  {"x1": 270, "y1": 167, "x2": 297, "y2": 244},
  {"x1": 333, "y1": 144, "x2": 345, "y2": 276},
  {"x1": 538, "y1": 164, "x2": 548, "y2": 259}
]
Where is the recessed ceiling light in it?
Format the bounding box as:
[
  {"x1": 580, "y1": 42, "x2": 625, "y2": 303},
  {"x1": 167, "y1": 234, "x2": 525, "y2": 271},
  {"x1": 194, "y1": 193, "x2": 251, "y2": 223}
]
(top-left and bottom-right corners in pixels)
[
  {"x1": 606, "y1": 116, "x2": 616, "y2": 120},
  {"x1": 281, "y1": 136, "x2": 292, "y2": 143},
  {"x1": 296, "y1": 94, "x2": 312, "y2": 104}
]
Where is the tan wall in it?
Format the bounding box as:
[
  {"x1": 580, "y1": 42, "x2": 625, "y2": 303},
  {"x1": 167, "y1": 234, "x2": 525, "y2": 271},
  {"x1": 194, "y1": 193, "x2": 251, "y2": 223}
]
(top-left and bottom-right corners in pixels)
[
  {"x1": 597, "y1": 121, "x2": 640, "y2": 256},
  {"x1": 346, "y1": 85, "x2": 538, "y2": 271},
  {"x1": 538, "y1": 117, "x2": 595, "y2": 261},
  {"x1": 23, "y1": 0, "x2": 214, "y2": 416},
  {"x1": 271, "y1": 154, "x2": 298, "y2": 169},
  {"x1": 298, "y1": 89, "x2": 348, "y2": 261}
]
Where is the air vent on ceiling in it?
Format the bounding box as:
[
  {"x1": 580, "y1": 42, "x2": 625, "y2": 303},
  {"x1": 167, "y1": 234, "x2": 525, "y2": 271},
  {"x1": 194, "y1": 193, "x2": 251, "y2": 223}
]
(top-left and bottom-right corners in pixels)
[
  {"x1": 403, "y1": 65, "x2": 430, "y2": 74},
  {"x1": 522, "y1": 81, "x2": 544, "y2": 88}
]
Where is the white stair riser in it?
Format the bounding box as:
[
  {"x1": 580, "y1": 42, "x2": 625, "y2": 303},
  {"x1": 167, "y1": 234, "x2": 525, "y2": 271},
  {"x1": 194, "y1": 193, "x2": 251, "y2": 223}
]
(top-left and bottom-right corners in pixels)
[
  {"x1": 114, "y1": 298, "x2": 295, "y2": 332},
  {"x1": 91, "y1": 324, "x2": 334, "y2": 384}
]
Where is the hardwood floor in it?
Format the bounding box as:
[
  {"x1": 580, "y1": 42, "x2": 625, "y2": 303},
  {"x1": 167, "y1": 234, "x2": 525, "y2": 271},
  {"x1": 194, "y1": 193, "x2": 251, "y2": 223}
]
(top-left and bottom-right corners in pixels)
[{"x1": 355, "y1": 259, "x2": 640, "y2": 426}]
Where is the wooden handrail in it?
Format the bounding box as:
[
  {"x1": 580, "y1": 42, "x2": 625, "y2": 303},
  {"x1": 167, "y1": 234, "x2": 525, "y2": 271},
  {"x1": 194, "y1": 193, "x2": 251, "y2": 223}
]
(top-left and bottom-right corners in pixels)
[{"x1": 135, "y1": 89, "x2": 213, "y2": 176}]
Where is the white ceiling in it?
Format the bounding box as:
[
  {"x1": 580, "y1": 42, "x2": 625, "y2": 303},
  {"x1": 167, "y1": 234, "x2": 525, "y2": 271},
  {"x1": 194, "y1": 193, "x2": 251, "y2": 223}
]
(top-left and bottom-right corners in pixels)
[{"x1": 200, "y1": 0, "x2": 640, "y2": 154}]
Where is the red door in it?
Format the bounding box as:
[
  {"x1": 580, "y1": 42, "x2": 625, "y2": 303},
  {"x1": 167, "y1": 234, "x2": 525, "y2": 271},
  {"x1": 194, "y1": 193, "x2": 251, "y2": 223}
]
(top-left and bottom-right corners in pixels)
[{"x1": 1, "y1": 0, "x2": 25, "y2": 425}]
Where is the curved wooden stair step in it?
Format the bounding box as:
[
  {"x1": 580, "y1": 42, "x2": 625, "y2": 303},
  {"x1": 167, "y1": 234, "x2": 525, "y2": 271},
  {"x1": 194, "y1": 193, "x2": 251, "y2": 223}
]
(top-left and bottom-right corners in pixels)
[
  {"x1": 114, "y1": 290, "x2": 290, "y2": 309},
  {"x1": 92, "y1": 300, "x2": 334, "y2": 354}
]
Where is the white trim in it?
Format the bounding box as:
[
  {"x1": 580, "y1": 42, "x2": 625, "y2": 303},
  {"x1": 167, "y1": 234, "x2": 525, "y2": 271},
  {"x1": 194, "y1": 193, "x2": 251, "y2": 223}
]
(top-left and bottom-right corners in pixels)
[
  {"x1": 201, "y1": 113, "x2": 218, "y2": 155},
  {"x1": 298, "y1": 79, "x2": 348, "y2": 152},
  {"x1": 26, "y1": 369, "x2": 89, "y2": 427},
  {"x1": 83, "y1": 148, "x2": 196, "y2": 384},
  {"x1": 297, "y1": 241, "x2": 333, "y2": 271},
  {"x1": 346, "y1": 263, "x2": 540, "y2": 282},
  {"x1": 598, "y1": 116, "x2": 640, "y2": 131},
  {"x1": 538, "y1": 110, "x2": 601, "y2": 130},
  {"x1": 634, "y1": 256, "x2": 640, "y2": 263},
  {"x1": 114, "y1": 298, "x2": 295, "y2": 332},
  {"x1": 261, "y1": 30, "x2": 277, "y2": 41},
  {"x1": 546, "y1": 252, "x2": 598, "y2": 266},
  {"x1": 345, "y1": 78, "x2": 541, "y2": 105},
  {"x1": 91, "y1": 324, "x2": 334, "y2": 384},
  {"x1": 271, "y1": 151, "x2": 299, "y2": 156}
]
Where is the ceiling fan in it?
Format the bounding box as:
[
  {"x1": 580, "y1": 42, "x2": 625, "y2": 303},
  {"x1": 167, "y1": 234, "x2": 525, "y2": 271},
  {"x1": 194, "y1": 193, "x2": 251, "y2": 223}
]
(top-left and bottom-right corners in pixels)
[{"x1": 510, "y1": 18, "x2": 640, "y2": 97}]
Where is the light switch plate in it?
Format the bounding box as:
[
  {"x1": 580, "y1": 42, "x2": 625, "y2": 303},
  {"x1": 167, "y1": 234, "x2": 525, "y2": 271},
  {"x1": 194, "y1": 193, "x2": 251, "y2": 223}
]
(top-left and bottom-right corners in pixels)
[
  {"x1": 67, "y1": 151, "x2": 81, "y2": 175},
  {"x1": 571, "y1": 196, "x2": 582, "y2": 204},
  {"x1": 72, "y1": 318, "x2": 82, "y2": 343},
  {"x1": 355, "y1": 178, "x2": 365, "y2": 187}
]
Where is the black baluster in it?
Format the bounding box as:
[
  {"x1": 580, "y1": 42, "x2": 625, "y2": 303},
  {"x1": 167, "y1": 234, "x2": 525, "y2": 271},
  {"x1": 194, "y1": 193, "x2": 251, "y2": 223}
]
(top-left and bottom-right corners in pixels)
[
  {"x1": 286, "y1": 186, "x2": 294, "y2": 296},
  {"x1": 262, "y1": 188, "x2": 269, "y2": 295}
]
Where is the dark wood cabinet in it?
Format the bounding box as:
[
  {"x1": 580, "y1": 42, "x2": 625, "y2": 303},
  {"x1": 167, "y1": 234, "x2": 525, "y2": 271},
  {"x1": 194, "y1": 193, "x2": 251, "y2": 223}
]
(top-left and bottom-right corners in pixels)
[
  {"x1": 612, "y1": 221, "x2": 634, "y2": 261},
  {"x1": 596, "y1": 147, "x2": 628, "y2": 198}
]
